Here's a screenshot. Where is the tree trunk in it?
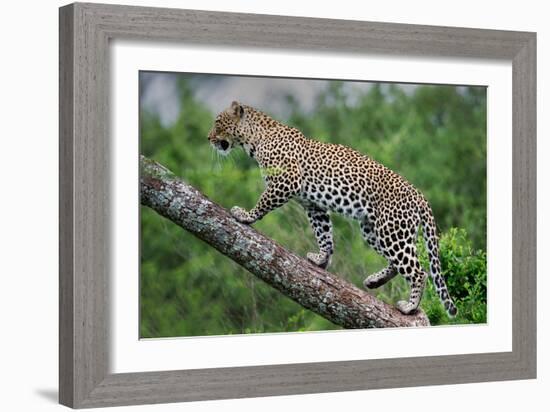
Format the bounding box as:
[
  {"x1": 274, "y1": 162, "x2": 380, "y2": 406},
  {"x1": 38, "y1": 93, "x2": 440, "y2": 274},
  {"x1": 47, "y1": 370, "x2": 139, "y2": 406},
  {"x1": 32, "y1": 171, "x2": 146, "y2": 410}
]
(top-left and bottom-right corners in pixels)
[{"x1": 140, "y1": 155, "x2": 430, "y2": 329}]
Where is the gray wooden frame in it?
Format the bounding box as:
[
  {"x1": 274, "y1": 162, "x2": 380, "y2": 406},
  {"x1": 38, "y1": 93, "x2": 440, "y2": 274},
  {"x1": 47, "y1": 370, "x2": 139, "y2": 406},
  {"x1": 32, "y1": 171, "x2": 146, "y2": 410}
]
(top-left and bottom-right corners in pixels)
[{"x1": 59, "y1": 2, "x2": 536, "y2": 408}]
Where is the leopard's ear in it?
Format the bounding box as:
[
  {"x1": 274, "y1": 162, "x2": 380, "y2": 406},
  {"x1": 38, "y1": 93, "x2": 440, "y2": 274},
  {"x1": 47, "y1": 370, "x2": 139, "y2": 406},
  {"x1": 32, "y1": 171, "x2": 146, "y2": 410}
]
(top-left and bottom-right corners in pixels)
[{"x1": 229, "y1": 101, "x2": 245, "y2": 119}]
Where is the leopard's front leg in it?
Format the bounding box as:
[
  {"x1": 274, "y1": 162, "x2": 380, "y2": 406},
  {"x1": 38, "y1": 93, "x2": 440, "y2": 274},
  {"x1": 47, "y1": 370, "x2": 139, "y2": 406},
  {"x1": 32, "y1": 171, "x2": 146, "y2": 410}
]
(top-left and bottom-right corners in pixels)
[
  {"x1": 230, "y1": 206, "x2": 257, "y2": 224},
  {"x1": 231, "y1": 166, "x2": 300, "y2": 224},
  {"x1": 304, "y1": 207, "x2": 333, "y2": 269}
]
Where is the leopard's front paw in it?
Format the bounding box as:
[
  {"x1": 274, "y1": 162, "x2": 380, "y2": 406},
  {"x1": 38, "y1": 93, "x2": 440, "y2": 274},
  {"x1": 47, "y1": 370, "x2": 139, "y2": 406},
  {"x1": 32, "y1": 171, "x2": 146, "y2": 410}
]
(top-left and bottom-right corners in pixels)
[
  {"x1": 396, "y1": 300, "x2": 417, "y2": 315},
  {"x1": 230, "y1": 206, "x2": 256, "y2": 224},
  {"x1": 307, "y1": 252, "x2": 331, "y2": 269}
]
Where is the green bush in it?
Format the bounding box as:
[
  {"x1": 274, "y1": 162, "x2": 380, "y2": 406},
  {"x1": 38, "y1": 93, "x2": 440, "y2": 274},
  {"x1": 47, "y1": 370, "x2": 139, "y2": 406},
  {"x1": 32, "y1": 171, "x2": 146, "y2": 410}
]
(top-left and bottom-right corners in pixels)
[{"x1": 418, "y1": 228, "x2": 487, "y2": 325}]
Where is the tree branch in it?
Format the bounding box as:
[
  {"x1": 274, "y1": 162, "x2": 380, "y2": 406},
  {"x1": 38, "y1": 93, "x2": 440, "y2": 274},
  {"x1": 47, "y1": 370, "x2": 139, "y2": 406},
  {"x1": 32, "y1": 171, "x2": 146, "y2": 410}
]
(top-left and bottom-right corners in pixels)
[{"x1": 140, "y1": 155, "x2": 430, "y2": 329}]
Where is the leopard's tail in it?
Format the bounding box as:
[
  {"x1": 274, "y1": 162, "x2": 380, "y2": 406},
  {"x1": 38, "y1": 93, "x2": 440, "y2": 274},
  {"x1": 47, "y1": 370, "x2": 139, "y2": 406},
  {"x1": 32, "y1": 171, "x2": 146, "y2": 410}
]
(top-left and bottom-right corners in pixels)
[{"x1": 419, "y1": 200, "x2": 457, "y2": 317}]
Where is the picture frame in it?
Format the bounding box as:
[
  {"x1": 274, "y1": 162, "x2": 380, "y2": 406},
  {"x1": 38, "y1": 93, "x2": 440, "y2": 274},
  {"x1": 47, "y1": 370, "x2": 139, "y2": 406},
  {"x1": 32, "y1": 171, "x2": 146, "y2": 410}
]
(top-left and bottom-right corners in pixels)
[{"x1": 59, "y1": 2, "x2": 536, "y2": 408}]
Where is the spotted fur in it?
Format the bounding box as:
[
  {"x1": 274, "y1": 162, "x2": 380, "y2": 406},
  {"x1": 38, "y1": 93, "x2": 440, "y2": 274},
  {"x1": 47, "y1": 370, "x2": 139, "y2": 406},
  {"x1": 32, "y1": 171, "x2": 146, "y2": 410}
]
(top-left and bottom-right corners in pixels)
[{"x1": 208, "y1": 101, "x2": 457, "y2": 316}]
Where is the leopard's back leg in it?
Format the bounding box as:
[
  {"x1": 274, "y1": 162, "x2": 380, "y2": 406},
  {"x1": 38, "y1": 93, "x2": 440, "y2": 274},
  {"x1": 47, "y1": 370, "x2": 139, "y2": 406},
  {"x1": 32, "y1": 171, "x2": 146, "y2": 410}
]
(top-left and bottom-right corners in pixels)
[
  {"x1": 385, "y1": 217, "x2": 427, "y2": 315},
  {"x1": 372, "y1": 215, "x2": 427, "y2": 315},
  {"x1": 360, "y1": 219, "x2": 397, "y2": 289},
  {"x1": 394, "y1": 250, "x2": 428, "y2": 315}
]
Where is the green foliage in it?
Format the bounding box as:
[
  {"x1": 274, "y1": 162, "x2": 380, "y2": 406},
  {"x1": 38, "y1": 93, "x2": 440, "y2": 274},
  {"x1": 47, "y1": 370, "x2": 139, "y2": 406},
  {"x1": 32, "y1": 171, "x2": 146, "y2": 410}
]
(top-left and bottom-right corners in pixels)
[
  {"x1": 417, "y1": 228, "x2": 487, "y2": 325},
  {"x1": 140, "y1": 77, "x2": 487, "y2": 337}
]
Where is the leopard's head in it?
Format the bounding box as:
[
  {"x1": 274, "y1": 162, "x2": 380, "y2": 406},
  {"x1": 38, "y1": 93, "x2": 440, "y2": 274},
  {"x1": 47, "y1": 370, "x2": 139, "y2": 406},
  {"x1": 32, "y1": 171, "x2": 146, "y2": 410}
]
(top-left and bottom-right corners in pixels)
[{"x1": 208, "y1": 101, "x2": 247, "y2": 156}]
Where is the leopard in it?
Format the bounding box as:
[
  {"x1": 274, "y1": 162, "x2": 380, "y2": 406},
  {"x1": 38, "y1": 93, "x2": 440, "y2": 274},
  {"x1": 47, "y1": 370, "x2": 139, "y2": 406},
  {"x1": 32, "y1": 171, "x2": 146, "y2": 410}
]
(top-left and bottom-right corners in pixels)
[{"x1": 208, "y1": 101, "x2": 457, "y2": 316}]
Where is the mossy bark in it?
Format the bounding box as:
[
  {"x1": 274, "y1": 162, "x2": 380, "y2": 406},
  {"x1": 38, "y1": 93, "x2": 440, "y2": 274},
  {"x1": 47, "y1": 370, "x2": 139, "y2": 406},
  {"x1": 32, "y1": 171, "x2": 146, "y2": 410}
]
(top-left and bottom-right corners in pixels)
[{"x1": 140, "y1": 155, "x2": 430, "y2": 329}]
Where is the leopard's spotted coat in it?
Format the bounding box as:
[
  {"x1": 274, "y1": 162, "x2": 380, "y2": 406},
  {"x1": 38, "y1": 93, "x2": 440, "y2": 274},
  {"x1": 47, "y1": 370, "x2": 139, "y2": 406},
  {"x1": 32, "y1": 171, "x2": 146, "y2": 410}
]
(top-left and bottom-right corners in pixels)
[{"x1": 208, "y1": 101, "x2": 457, "y2": 316}]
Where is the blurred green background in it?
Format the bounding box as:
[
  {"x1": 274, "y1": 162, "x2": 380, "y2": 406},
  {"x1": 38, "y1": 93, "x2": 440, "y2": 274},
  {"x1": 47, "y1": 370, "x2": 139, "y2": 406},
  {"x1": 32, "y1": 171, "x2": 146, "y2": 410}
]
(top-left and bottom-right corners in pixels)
[{"x1": 139, "y1": 73, "x2": 487, "y2": 338}]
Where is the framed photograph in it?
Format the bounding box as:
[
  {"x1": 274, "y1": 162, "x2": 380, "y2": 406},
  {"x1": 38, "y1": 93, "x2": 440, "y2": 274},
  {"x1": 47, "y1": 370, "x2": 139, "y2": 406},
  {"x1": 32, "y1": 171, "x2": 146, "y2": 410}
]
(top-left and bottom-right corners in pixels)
[{"x1": 59, "y1": 2, "x2": 536, "y2": 408}]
